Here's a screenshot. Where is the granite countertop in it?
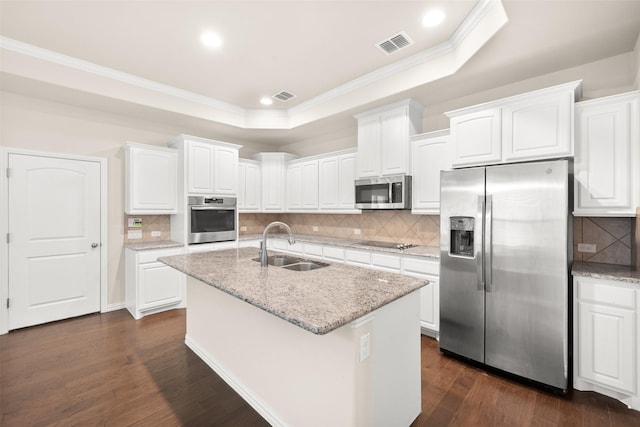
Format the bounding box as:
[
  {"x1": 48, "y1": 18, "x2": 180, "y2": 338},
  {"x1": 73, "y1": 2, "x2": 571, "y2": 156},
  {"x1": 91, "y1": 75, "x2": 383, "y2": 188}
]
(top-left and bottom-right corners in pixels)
[
  {"x1": 125, "y1": 240, "x2": 184, "y2": 251},
  {"x1": 239, "y1": 233, "x2": 440, "y2": 259},
  {"x1": 159, "y1": 247, "x2": 428, "y2": 335},
  {"x1": 572, "y1": 261, "x2": 640, "y2": 285}
]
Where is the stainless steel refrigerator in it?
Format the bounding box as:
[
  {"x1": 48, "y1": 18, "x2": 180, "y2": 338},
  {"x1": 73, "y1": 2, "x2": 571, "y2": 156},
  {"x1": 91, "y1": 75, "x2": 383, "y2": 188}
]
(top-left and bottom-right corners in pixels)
[{"x1": 439, "y1": 159, "x2": 571, "y2": 391}]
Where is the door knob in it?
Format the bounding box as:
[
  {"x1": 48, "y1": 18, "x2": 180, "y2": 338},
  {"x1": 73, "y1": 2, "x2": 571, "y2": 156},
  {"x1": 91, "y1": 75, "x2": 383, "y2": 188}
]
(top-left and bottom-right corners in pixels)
[{"x1": 91, "y1": 243, "x2": 99, "y2": 248}]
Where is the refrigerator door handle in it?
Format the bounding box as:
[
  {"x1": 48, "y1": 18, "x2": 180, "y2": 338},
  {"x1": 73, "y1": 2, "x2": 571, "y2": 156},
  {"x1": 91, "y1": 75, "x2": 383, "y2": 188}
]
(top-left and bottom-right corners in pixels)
[
  {"x1": 485, "y1": 194, "x2": 493, "y2": 292},
  {"x1": 476, "y1": 195, "x2": 485, "y2": 291}
]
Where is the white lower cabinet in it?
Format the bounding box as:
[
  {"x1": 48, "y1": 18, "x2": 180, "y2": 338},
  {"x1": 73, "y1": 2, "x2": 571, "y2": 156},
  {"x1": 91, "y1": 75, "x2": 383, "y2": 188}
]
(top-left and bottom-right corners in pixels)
[
  {"x1": 573, "y1": 276, "x2": 639, "y2": 411},
  {"x1": 403, "y1": 255, "x2": 439, "y2": 338},
  {"x1": 125, "y1": 247, "x2": 185, "y2": 319}
]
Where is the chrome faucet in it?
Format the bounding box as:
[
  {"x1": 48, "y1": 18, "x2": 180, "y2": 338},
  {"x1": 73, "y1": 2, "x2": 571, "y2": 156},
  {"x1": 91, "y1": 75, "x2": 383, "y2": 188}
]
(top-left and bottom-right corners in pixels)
[{"x1": 259, "y1": 221, "x2": 296, "y2": 267}]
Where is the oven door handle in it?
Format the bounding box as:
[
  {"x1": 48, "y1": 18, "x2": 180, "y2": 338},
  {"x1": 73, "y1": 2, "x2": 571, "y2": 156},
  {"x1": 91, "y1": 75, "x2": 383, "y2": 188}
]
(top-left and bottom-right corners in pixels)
[{"x1": 190, "y1": 206, "x2": 234, "y2": 211}]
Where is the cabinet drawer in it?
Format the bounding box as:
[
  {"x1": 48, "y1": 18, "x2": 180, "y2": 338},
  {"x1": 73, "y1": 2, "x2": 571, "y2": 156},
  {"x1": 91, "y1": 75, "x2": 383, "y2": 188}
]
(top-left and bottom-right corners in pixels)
[
  {"x1": 137, "y1": 247, "x2": 183, "y2": 264},
  {"x1": 323, "y1": 246, "x2": 345, "y2": 261},
  {"x1": 371, "y1": 253, "x2": 401, "y2": 272},
  {"x1": 576, "y1": 277, "x2": 636, "y2": 309},
  {"x1": 345, "y1": 249, "x2": 371, "y2": 266},
  {"x1": 403, "y1": 256, "x2": 439, "y2": 277},
  {"x1": 304, "y1": 243, "x2": 323, "y2": 258}
]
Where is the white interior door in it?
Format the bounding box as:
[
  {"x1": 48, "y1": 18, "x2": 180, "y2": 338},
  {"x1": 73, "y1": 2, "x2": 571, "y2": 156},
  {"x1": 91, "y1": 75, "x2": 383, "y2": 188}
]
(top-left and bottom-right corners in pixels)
[{"x1": 8, "y1": 153, "x2": 101, "y2": 330}]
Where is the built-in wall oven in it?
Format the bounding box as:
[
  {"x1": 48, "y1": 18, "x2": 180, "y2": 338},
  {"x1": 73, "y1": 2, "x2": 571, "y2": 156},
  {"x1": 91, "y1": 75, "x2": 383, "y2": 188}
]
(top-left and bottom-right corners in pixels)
[{"x1": 187, "y1": 196, "x2": 237, "y2": 244}]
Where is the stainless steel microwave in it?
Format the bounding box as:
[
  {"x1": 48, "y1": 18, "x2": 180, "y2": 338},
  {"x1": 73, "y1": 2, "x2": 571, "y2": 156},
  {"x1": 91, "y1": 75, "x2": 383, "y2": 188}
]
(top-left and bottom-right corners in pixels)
[
  {"x1": 354, "y1": 175, "x2": 412, "y2": 210},
  {"x1": 187, "y1": 196, "x2": 237, "y2": 244}
]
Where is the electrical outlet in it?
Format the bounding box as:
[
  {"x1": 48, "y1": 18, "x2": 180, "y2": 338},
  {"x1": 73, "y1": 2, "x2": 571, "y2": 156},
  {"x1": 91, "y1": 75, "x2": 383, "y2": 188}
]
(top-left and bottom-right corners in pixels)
[
  {"x1": 578, "y1": 243, "x2": 597, "y2": 253},
  {"x1": 151, "y1": 231, "x2": 161, "y2": 237},
  {"x1": 240, "y1": 226, "x2": 247, "y2": 232},
  {"x1": 354, "y1": 228, "x2": 361, "y2": 235},
  {"x1": 360, "y1": 333, "x2": 370, "y2": 361},
  {"x1": 127, "y1": 229, "x2": 142, "y2": 239},
  {"x1": 312, "y1": 226, "x2": 319, "y2": 232}
]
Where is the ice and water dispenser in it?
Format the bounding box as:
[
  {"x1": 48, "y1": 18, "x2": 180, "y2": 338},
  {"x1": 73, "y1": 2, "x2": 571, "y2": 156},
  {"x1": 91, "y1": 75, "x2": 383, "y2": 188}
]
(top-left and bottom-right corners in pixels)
[{"x1": 450, "y1": 217, "x2": 474, "y2": 258}]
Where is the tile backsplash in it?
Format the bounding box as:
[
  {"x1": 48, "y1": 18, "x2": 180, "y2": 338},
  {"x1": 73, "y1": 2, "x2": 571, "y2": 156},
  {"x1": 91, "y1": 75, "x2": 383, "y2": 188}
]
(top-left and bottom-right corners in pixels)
[
  {"x1": 124, "y1": 212, "x2": 635, "y2": 267},
  {"x1": 573, "y1": 217, "x2": 634, "y2": 266},
  {"x1": 239, "y1": 211, "x2": 441, "y2": 247},
  {"x1": 123, "y1": 214, "x2": 171, "y2": 244}
]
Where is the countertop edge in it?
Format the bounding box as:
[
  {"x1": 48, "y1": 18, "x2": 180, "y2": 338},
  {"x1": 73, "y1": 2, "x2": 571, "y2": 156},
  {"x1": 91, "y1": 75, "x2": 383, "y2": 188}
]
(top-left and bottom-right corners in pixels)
[{"x1": 571, "y1": 261, "x2": 640, "y2": 285}]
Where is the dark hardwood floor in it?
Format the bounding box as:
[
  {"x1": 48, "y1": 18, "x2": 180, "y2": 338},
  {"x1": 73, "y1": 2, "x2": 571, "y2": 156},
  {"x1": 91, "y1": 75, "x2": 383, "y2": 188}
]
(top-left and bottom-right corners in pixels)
[{"x1": 1, "y1": 309, "x2": 639, "y2": 426}]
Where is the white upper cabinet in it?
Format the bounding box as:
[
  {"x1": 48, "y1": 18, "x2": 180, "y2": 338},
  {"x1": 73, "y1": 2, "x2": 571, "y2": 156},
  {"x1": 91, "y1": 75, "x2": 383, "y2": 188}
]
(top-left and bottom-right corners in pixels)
[
  {"x1": 123, "y1": 142, "x2": 178, "y2": 214},
  {"x1": 411, "y1": 130, "x2": 452, "y2": 214},
  {"x1": 447, "y1": 81, "x2": 581, "y2": 168},
  {"x1": 238, "y1": 159, "x2": 261, "y2": 211},
  {"x1": 574, "y1": 91, "x2": 639, "y2": 217},
  {"x1": 355, "y1": 99, "x2": 423, "y2": 178},
  {"x1": 287, "y1": 159, "x2": 319, "y2": 210},
  {"x1": 252, "y1": 152, "x2": 297, "y2": 211},
  {"x1": 450, "y1": 108, "x2": 502, "y2": 167},
  {"x1": 318, "y1": 150, "x2": 357, "y2": 211},
  {"x1": 214, "y1": 145, "x2": 239, "y2": 194},
  {"x1": 169, "y1": 135, "x2": 241, "y2": 196}
]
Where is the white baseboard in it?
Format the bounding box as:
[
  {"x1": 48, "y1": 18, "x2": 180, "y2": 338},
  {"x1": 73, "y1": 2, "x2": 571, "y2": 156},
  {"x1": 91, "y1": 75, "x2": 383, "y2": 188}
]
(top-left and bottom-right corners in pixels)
[
  {"x1": 103, "y1": 302, "x2": 126, "y2": 312},
  {"x1": 184, "y1": 334, "x2": 286, "y2": 427}
]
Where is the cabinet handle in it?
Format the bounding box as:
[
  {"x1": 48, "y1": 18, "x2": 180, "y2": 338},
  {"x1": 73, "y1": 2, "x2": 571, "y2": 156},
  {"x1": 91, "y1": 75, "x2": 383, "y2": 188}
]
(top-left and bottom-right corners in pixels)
[{"x1": 91, "y1": 243, "x2": 99, "y2": 248}]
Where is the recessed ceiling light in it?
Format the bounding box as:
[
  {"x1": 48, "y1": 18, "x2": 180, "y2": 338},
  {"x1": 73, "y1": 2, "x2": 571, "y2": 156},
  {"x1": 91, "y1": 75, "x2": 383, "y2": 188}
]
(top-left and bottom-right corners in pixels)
[
  {"x1": 201, "y1": 31, "x2": 222, "y2": 48},
  {"x1": 422, "y1": 10, "x2": 445, "y2": 27},
  {"x1": 260, "y1": 97, "x2": 273, "y2": 106}
]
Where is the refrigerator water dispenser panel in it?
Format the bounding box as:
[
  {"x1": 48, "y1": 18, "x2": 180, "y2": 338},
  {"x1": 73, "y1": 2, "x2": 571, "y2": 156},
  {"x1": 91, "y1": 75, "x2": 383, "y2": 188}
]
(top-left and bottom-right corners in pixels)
[{"x1": 450, "y1": 217, "x2": 474, "y2": 257}]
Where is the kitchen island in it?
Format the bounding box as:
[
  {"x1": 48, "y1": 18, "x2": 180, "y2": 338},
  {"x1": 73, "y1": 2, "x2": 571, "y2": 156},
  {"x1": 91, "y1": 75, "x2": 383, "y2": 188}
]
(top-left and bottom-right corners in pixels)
[{"x1": 159, "y1": 247, "x2": 428, "y2": 427}]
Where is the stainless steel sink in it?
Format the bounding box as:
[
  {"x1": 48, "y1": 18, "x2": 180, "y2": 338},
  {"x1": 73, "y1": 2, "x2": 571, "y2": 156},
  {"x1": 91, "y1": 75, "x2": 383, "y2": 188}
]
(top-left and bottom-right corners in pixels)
[
  {"x1": 252, "y1": 255, "x2": 301, "y2": 266},
  {"x1": 282, "y1": 261, "x2": 329, "y2": 271},
  {"x1": 252, "y1": 256, "x2": 329, "y2": 271}
]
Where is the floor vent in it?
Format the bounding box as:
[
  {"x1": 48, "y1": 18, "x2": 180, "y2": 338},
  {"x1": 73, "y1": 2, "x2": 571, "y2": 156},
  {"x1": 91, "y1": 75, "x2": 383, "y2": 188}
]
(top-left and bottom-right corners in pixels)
[
  {"x1": 376, "y1": 31, "x2": 414, "y2": 55},
  {"x1": 273, "y1": 90, "x2": 296, "y2": 102}
]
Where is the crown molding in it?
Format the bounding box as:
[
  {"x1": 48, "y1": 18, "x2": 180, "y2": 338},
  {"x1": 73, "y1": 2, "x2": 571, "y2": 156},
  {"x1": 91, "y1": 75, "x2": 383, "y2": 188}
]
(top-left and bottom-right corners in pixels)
[{"x1": 0, "y1": 0, "x2": 507, "y2": 130}]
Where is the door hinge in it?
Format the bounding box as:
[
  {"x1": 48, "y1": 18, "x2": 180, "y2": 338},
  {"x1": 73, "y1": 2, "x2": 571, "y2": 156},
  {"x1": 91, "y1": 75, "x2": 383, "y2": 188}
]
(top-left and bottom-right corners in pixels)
[
  {"x1": 6, "y1": 298, "x2": 9, "y2": 309},
  {"x1": 5, "y1": 233, "x2": 9, "y2": 244},
  {"x1": 6, "y1": 168, "x2": 11, "y2": 178}
]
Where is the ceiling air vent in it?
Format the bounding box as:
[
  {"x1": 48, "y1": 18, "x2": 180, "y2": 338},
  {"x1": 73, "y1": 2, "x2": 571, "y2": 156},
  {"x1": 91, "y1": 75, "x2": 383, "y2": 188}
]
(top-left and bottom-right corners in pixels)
[
  {"x1": 376, "y1": 31, "x2": 414, "y2": 55},
  {"x1": 273, "y1": 90, "x2": 296, "y2": 102}
]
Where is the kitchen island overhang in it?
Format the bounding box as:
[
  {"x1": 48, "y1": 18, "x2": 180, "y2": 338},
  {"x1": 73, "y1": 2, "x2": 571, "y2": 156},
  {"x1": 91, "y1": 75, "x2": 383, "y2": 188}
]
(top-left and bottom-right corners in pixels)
[{"x1": 159, "y1": 247, "x2": 428, "y2": 427}]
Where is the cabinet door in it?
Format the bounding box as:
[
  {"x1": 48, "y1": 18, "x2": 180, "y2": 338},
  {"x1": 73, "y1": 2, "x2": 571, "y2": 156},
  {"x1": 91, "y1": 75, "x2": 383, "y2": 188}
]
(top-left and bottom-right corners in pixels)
[
  {"x1": 138, "y1": 261, "x2": 184, "y2": 311},
  {"x1": 319, "y1": 157, "x2": 340, "y2": 209},
  {"x1": 187, "y1": 141, "x2": 215, "y2": 194},
  {"x1": 237, "y1": 162, "x2": 247, "y2": 208},
  {"x1": 243, "y1": 162, "x2": 261, "y2": 211},
  {"x1": 286, "y1": 163, "x2": 303, "y2": 209},
  {"x1": 411, "y1": 133, "x2": 451, "y2": 213},
  {"x1": 126, "y1": 146, "x2": 177, "y2": 214},
  {"x1": 214, "y1": 146, "x2": 238, "y2": 195},
  {"x1": 419, "y1": 277, "x2": 439, "y2": 333},
  {"x1": 450, "y1": 108, "x2": 502, "y2": 167},
  {"x1": 339, "y1": 154, "x2": 356, "y2": 208},
  {"x1": 577, "y1": 300, "x2": 636, "y2": 393},
  {"x1": 503, "y1": 91, "x2": 573, "y2": 162},
  {"x1": 262, "y1": 156, "x2": 285, "y2": 210},
  {"x1": 574, "y1": 95, "x2": 638, "y2": 215},
  {"x1": 302, "y1": 161, "x2": 319, "y2": 209},
  {"x1": 380, "y1": 107, "x2": 410, "y2": 175},
  {"x1": 357, "y1": 115, "x2": 381, "y2": 177}
]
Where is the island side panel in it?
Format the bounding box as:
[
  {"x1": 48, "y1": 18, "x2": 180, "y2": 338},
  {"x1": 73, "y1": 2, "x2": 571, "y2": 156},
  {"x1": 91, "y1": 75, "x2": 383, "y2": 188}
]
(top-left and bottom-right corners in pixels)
[
  {"x1": 184, "y1": 276, "x2": 374, "y2": 427},
  {"x1": 371, "y1": 289, "x2": 422, "y2": 426},
  {"x1": 184, "y1": 276, "x2": 422, "y2": 427}
]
